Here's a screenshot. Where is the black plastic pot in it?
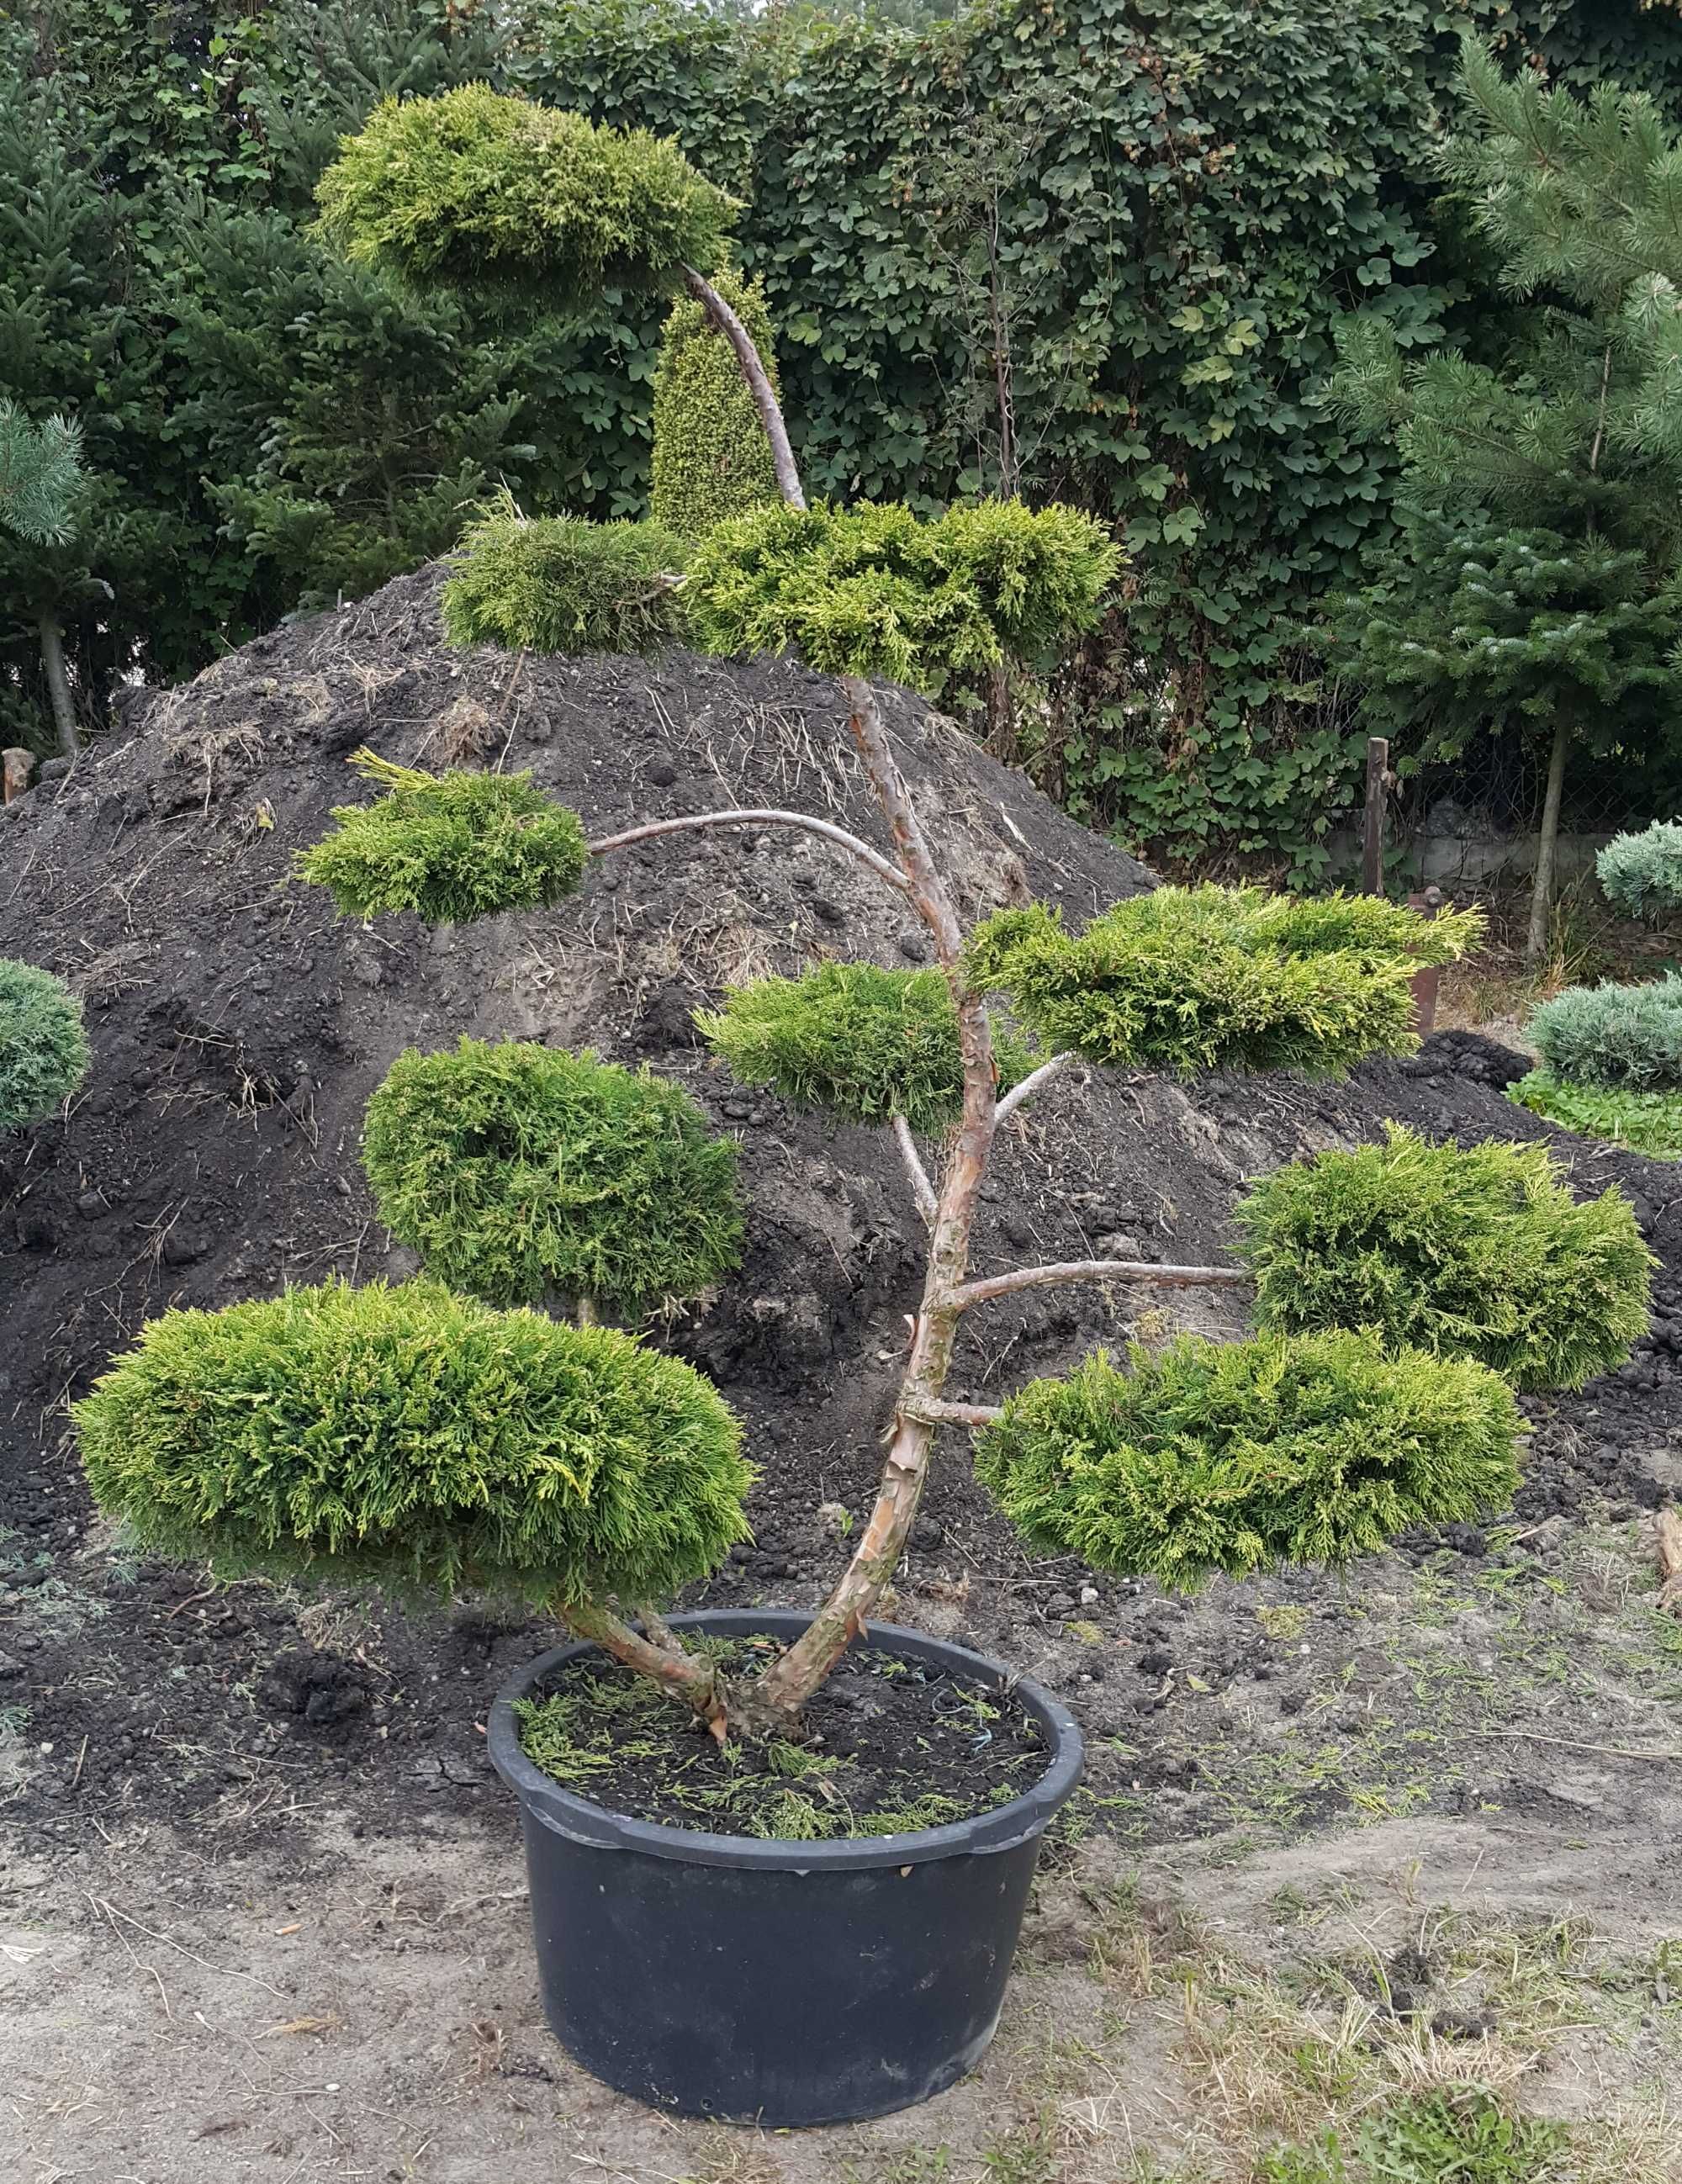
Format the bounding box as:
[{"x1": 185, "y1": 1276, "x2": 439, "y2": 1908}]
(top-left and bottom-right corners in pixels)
[{"x1": 487, "y1": 1608, "x2": 1083, "y2": 2126}]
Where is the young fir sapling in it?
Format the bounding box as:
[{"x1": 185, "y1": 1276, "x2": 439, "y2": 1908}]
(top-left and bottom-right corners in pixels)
[{"x1": 73, "y1": 82, "x2": 1591, "y2": 1758}]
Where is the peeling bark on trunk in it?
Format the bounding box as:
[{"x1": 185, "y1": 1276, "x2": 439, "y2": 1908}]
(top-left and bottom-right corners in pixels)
[
  {"x1": 1525, "y1": 711, "x2": 1571, "y2": 971},
  {"x1": 38, "y1": 615, "x2": 78, "y2": 758}
]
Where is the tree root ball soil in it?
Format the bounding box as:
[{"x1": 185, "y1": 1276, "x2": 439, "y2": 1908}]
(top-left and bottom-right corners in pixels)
[
  {"x1": 515, "y1": 1639, "x2": 1048, "y2": 1838},
  {"x1": 1, "y1": 564, "x2": 1679, "y2": 1868}
]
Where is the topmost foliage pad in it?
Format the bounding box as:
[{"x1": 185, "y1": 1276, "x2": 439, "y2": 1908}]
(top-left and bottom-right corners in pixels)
[
  {"x1": 966, "y1": 886, "x2": 1480, "y2": 1078},
  {"x1": 299, "y1": 749, "x2": 589, "y2": 923},
  {"x1": 315, "y1": 83, "x2": 736, "y2": 309}
]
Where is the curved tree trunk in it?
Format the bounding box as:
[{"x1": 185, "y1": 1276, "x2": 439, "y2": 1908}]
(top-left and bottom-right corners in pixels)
[
  {"x1": 1525, "y1": 713, "x2": 1571, "y2": 970},
  {"x1": 680, "y1": 266, "x2": 806, "y2": 511},
  {"x1": 38, "y1": 614, "x2": 78, "y2": 758}
]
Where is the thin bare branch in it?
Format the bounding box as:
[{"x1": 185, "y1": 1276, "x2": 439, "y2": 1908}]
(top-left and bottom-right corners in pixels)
[
  {"x1": 892, "y1": 1115, "x2": 937, "y2": 1227},
  {"x1": 995, "y1": 1050, "x2": 1076, "y2": 1123},
  {"x1": 587, "y1": 807, "x2": 913, "y2": 902},
  {"x1": 681, "y1": 265, "x2": 807, "y2": 510},
  {"x1": 951, "y1": 1256, "x2": 1252, "y2": 1312}
]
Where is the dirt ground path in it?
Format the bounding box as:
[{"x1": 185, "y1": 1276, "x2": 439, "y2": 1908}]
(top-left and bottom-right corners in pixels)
[{"x1": 8, "y1": 1769, "x2": 1680, "y2": 2184}]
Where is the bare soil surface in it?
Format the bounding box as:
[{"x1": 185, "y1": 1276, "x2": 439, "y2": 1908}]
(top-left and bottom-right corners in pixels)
[{"x1": 3, "y1": 568, "x2": 1681, "y2": 2176}]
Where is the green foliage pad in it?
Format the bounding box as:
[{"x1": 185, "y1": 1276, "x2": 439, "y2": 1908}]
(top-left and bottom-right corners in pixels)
[
  {"x1": 684, "y1": 498, "x2": 1121, "y2": 695},
  {"x1": 697, "y1": 963, "x2": 1036, "y2": 1132},
  {"x1": 298, "y1": 749, "x2": 589, "y2": 924},
  {"x1": 315, "y1": 84, "x2": 735, "y2": 309},
  {"x1": 1510, "y1": 1067, "x2": 1682, "y2": 1161},
  {"x1": 74, "y1": 1277, "x2": 750, "y2": 1607},
  {"x1": 362, "y1": 1039, "x2": 743, "y2": 1312},
  {"x1": 1528, "y1": 974, "x2": 1682, "y2": 1092},
  {"x1": 1236, "y1": 1124, "x2": 1653, "y2": 1393},
  {"x1": 0, "y1": 956, "x2": 91, "y2": 1130},
  {"x1": 650, "y1": 271, "x2": 780, "y2": 540},
  {"x1": 442, "y1": 502, "x2": 690, "y2": 656},
  {"x1": 975, "y1": 1331, "x2": 1521, "y2": 1592},
  {"x1": 1598, "y1": 820, "x2": 1682, "y2": 923},
  {"x1": 967, "y1": 887, "x2": 1479, "y2": 1078}
]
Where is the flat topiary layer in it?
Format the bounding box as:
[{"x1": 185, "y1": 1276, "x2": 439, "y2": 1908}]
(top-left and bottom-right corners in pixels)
[
  {"x1": 966, "y1": 887, "x2": 1481, "y2": 1078},
  {"x1": 74, "y1": 1277, "x2": 750, "y2": 1606},
  {"x1": 1235, "y1": 1124, "x2": 1653, "y2": 1393},
  {"x1": 0, "y1": 955, "x2": 90, "y2": 1130},
  {"x1": 682, "y1": 498, "x2": 1121, "y2": 695},
  {"x1": 975, "y1": 1330, "x2": 1522, "y2": 1592},
  {"x1": 1527, "y1": 974, "x2": 1682, "y2": 1092},
  {"x1": 297, "y1": 749, "x2": 589, "y2": 923},
  {"x1": 1510, "y1": 1067, "x2": 1682, "y2": 1161},
  {"x1": 315, "y1": 84, "x2": 735, "y2": 309},
  {"x1": 696, "y1": 962, "x2": 1037, "y2": 1133},
  {"x1": 362, "y1": 1039, "x2": 743, "y2": 1311},
  {"x1": 442, "y1": 505, "x2": 690, "y2": 656}
]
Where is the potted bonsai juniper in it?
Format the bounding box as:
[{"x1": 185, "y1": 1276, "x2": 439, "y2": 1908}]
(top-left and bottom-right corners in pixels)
[
  {"x1": 77, "y1": 690, "x2": 1606, "y2": 2123},
  {"x1": 71, "y1": 87, "x2": 1655, "y2": 2128}
]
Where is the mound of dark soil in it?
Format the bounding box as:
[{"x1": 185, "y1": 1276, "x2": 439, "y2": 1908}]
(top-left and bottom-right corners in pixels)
[{"x1": 2, "y1": 564, "x2": 1678, "y2": 1858}]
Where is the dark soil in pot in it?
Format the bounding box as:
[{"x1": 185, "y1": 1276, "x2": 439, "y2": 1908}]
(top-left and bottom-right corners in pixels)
[
  {"x1": 513, "y1": 1633, "x2": 1050, "y2": 1838},
  {"x1": 489, "y1": 1610, "x2": 1084, "y2": 2125}
]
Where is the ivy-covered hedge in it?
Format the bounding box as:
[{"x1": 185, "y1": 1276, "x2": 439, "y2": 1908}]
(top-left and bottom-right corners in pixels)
[{"x1": 11, "y1": 0, "x2": 1682, "y2": 859}]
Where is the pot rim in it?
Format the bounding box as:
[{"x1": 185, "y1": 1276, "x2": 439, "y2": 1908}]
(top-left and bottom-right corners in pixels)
[{"x1": 487, "y1": 1608, "x2": 1085, "y2": 1871}]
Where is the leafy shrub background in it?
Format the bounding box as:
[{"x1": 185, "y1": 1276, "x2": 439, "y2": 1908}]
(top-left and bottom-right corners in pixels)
[
  {"x1": 298, "y1": 750, "x2": 589, "y2": 923},
  {"x1": 697, "y1": 963, "x2": 1035, "y2": 1132},
  {"x1": 362, "y1": 1038, "x2": 743, "y2": 1310},
  {"x1": 966, "y1": 888, "x2": 1478, "y2": 1078},
  {"x1": 1236, "y1": 1124, "x2": 1653, "y2": 1392},
  {"x1": 14, "y1": 0, "x2": 1679, "y2": 859},
  {"x1": 0, "y1": 956, "x2": 90, "y2": 1130},
  {"x1": 1528, "y1": 976, "x2": 1682, "y2": 1092},
  {"x1": 975, "y1": 1331, "x2": 1522, "y2": 1592},
  {"x1": 1597, "y1": 818, "x2": 1682, "y2": 921},
  {"x1": 442, "y1": 502, "x2": 690, "y2": 655},
  {"x1": 75, "y1": 1277, "x2": 750, "y2": 1606},
  {"x1": 1511, "y1": 1068, "x2": 1682, "y2": 1159}
]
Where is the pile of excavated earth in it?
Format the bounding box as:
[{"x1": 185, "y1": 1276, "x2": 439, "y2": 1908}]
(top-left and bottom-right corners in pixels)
[{"x1": 2, "y1": 563, "x2": 1678, "y2": 1859}]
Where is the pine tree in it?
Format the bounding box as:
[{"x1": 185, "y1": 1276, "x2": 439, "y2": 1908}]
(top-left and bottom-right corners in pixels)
[{"x1": 1324, "y1": 37, "x2": 1682, "y2": 965}]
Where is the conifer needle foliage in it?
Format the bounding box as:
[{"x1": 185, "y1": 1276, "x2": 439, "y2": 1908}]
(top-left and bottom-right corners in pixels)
[
  {"x1": 966, "y1": 887, "x2": 1480, "y2": 1077},
  {"x1": 651, "y1": 271, "x2": 781, "y2": 540},
  {"x1": 975, "y1": 1332, "x2": 1521, "y2": 1591},
  {"x1": 74, "y1": 1277, "x2": 750, "y2": 1607},
  {"x1": 362, "y1": 1039, "x2": 743, "y2": 1312},
  {"x1": 442, "y1": 500, "x2": 690, "y2": 656},
  {"x1": 1528, "y1": 974, "x2": 1682, "y2": 1092},
  {"x1": 697, "y1": 963, "x2": 1035, "y2": 1131},
  {"x1": 1598, "y1": 820, "x2": 1682, "y2": 923},
  {"x1": 683, "y1": 498, "x2": 1121, "y2": 694},
  {"x1": 298, "y1": 749, "x2": 589, "y2": 923},
  {"x1": 315, "y1": 85, "x2": 736, "y2": 309},
  {"x1": 0, "y1": 956, "x2": 91, "y2": 1130},
  {"x1": 0, "y1": 400, "x2": 82, "y2": 547},
  {"x1": 1236, "y1": 1124, "x2": 1653, "y2": 1393}
]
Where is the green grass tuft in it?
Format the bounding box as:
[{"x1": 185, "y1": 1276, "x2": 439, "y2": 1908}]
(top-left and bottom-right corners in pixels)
[
  {"x1": 362, "y1": 1038, "x2": 743, "y2": 1313},
  {"x1": 1510, "y1": 1066, "x2": 1682, "y2": 1158},
  {"x1": 1236, "y1": 1123, "x2": 1653, "y2": 1391},
  {"x1": 296, "y1": 748, "x2": 589, "y2": 923},
  {"x1": 975, "y1": 1330, "x2": 1522, "y2": 1590}
]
